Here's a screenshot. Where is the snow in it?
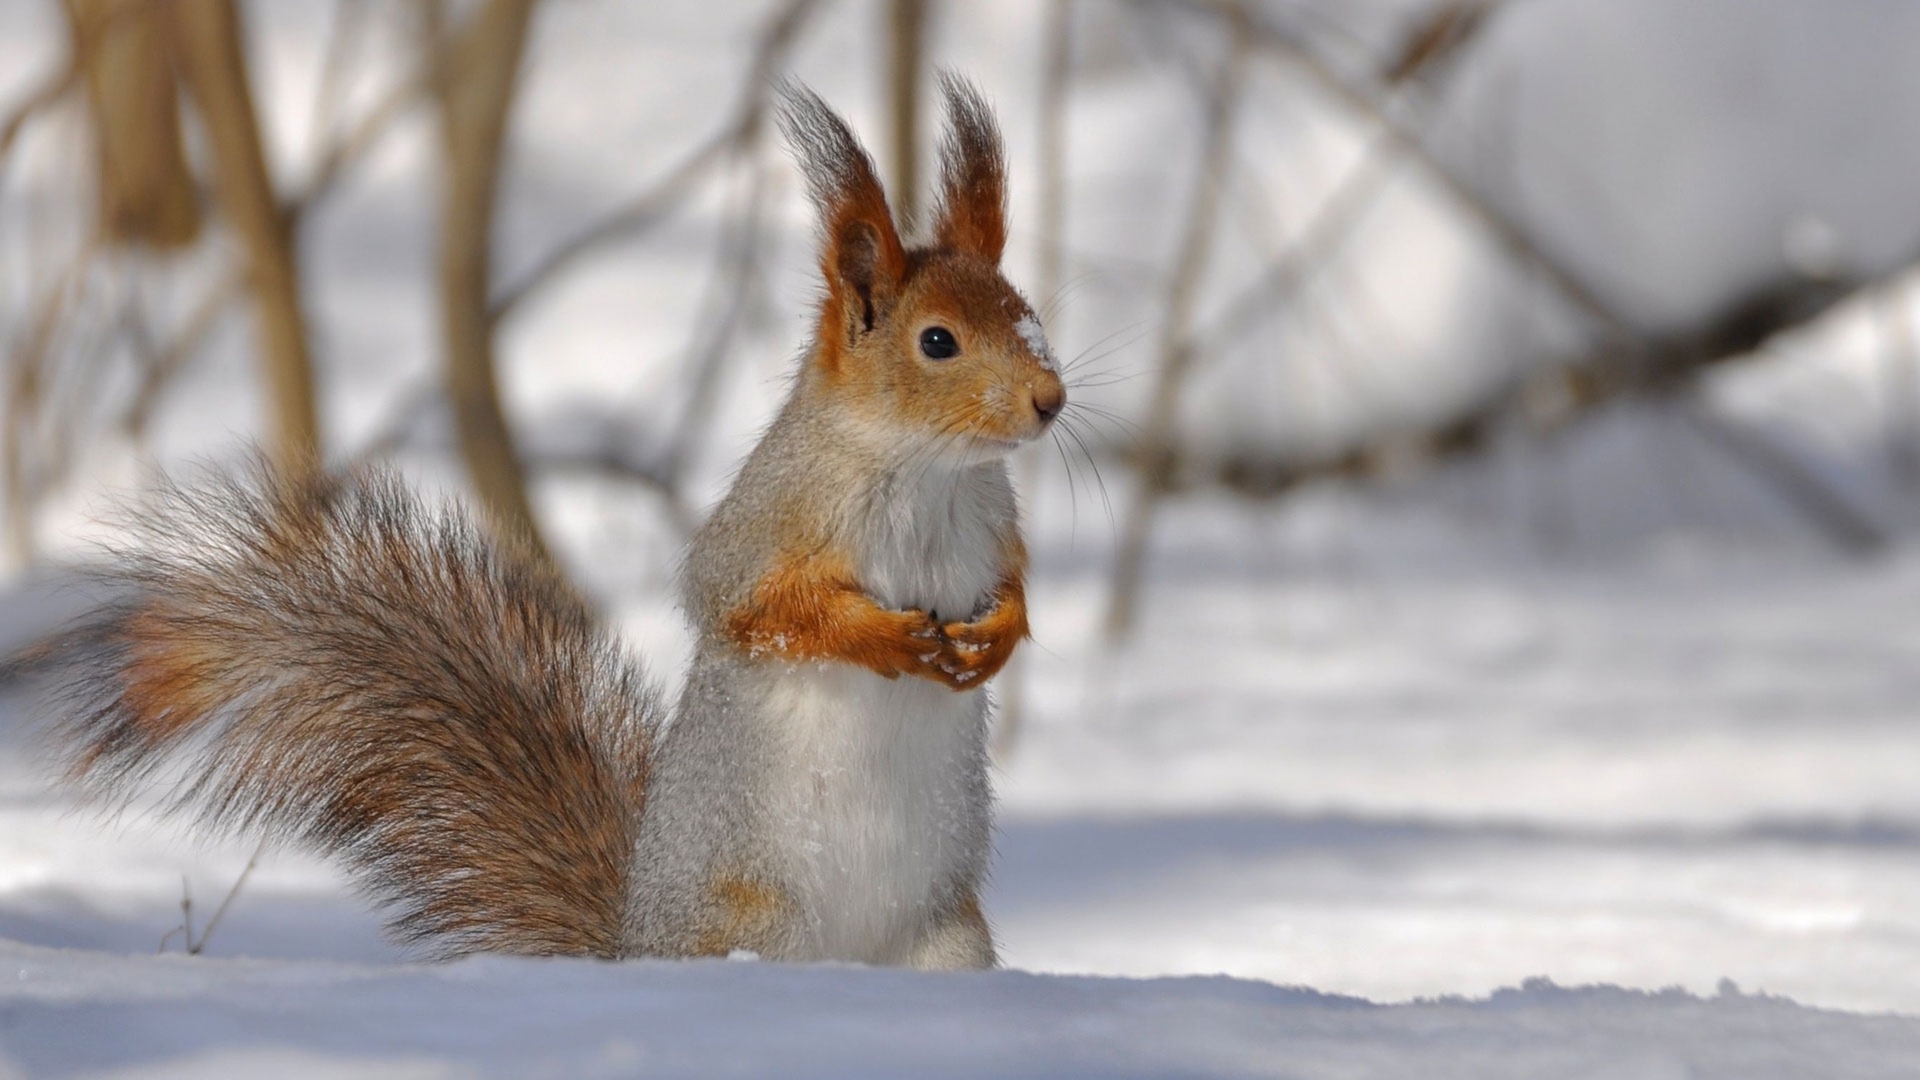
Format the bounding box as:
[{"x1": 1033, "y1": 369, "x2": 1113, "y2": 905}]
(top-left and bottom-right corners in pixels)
[
  {"x1": 6, "y1": 937, "x2": 1920, "y2": 1080},
  {"x1": 6, "y1": 0, "x2": 1920, "y2": 1075},
  {"x1": 1014, "y1": 313, "x2": 1058, "y2": 371}
]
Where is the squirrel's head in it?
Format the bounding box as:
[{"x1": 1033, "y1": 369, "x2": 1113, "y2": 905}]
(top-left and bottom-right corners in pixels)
[{"x1": 779, "y1": 76, "x2": 1064, "y2": 461}]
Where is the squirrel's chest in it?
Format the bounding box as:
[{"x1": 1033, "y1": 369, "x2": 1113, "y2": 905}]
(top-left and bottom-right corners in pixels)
[{"x1": 851, "y1": 471, "x2": 1007, "y2": 619}]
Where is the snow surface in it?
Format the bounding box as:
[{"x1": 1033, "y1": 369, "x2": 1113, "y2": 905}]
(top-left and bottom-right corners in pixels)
[{"x1": 8, "y1": 937, "x2": 1920, "y2": 1080}]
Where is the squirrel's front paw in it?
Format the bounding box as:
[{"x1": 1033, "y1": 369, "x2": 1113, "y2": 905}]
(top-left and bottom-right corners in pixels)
[
  {"x1": 886, "y1": 608, "x2": 953, "y2": 682},
  {"x1": 923, "y1": 611, "x2": 1022, "y2": 690}
]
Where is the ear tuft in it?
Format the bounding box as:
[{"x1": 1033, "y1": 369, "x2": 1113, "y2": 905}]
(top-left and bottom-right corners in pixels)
[
  {"x1": 837, "y1": 220, "x2": 884, "y2": 330},
  {"x1": 931, "y1": 73, "x2": 1007, "y2": 263},
  {"x1": 777, "y1": 80, "x2": 906, "y2": 327}
]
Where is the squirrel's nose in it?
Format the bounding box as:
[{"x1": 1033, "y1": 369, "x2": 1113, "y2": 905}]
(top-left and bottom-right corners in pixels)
[{"x1": 1031, "y1": 380, "x2": 1064, "y2": 424}]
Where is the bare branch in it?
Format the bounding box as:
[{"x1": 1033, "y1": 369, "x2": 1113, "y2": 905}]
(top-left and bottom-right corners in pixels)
[
  {"x1": 432, "y1": 0, "x2": 550, "y2": 560},
  {"x1": 886, "y1": 0, "x2": 929, "y2": 231},
  {"x1": 489, "y1": 129, "x2": 735, "y2": 324},
  {"x1": 1382, "y1": 0, "x2": 1498, "y2": 86},
  {"x1": 166, "y1": 0, "x2": 322, "y2": 471},
  {"x1": 488, "y1": 0, "x2": 819, "y2": 324},
  {"x1": 305, "y1": 0, "x2": 369, "y2": 169},
  {"x1": 523, "y1": 445, "x2": 697, "y2": 535},
  {"x1": 1677, "y1": 402, "x2": 1887, "y2": 555},
  {"x1": 1113, "y1": 0, "x2": 1890, "y2": 564},
  {"x1": 3, "y1": 239, "x2": 99, "y2": 565},
  {"x1": 660, "y1": 151, "x2": 776, "y2": 490},
  {"x1": 1880, "y1": 282, "x2": 1920, "y2": 487},
  {"x1": 1033, "y1": 0, "x2": 1073, "y2": 311},
  {"x1": 123, "y1": 270, "x2": 247, "y2": 444},
  {"x1": 1105, "y1": 3, "x2": 1250, "y2": 639},
  {"x1": 998, "y1": 0, "x2": 1074, "y2": 759},
  {"x1": 1165, "y1": 0, "x2": 1638, "y2": 353},
  {"x1": 290, "y1": 35, "x2": 441, "y2": 221},
  {"x1": 0, "y1": 58, "x2": 78, "y2": 175}
]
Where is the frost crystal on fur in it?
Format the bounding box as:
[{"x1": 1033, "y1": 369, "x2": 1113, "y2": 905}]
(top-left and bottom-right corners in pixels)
[{"x1": 1014, "y1": 314, "x2": 1057, "y2": 371}]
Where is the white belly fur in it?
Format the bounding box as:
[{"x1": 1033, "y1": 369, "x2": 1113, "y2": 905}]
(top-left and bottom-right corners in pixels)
[{"x1": 756, "y1": 662, "x2": 986, "y2": 963}]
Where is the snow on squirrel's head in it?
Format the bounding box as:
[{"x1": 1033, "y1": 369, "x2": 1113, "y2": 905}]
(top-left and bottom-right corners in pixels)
[{"x1": 778, "y1": 75, "x2": 1065, "y2": 460}]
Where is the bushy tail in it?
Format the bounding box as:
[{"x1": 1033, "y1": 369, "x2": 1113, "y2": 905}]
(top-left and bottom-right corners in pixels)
[{"x1": 37, "y1": 462, "x2": 659, "y2": 959}]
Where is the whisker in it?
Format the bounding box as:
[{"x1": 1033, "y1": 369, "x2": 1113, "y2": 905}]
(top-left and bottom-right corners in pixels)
[
  {"x1": 1065, "y1": 370, "x2": 1147, "y2": 391},
  {"x1": 1048, "y1": 418, "x2": 1094, "y2": 543},
  {"x1": 1063, "y1": 401, "x2": 1142, "y2": 443},
  {"x1": 1060, "y1": 322, "x2": 1148, "y2": 376},
  {"x1": 1056, "y1": 413, "x2": 1115, "y2": 531},
  {"x1": 1038, "y1": 271, "x2": 1100, "y2": 322}
]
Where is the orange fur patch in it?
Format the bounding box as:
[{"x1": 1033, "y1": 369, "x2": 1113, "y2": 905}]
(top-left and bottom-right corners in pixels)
[
  {"x1": 954, "y1": 888, "x2": 988, "y2": 933},
  {"x1": 727, "y1": 541, "x2": 1029, "y2": 692},
  {"x1": 693, "y1": 875, "x2": 790, "y2": 957},
  {"x1": 726, "y1": 551, "x2": 945, "y2": 680},
  {"x1": 117, "y1": 607, "x2": 221, "y2": 746}
]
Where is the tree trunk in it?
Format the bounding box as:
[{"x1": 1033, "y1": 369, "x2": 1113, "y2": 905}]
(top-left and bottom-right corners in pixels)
[
  {"x1": 166, "y1": 0, "x2": 320, "y2": 473},
  {"x1": 886, "y1": 0, "x2": 928, "y2": 233},
  {"x1": 432, "y1": 0, "x2": 551, "y2": 562},
  {"x1": 66, "y1": 0, "x2": 201, "y2": 248}
]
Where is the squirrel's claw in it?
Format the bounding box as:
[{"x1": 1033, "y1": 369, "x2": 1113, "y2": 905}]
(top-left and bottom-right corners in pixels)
[{"x1": 908, "y1": 610, "x2": 1018, "y2": 691}]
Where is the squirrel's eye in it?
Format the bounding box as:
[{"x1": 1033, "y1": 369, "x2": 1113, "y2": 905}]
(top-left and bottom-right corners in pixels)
[{"x1": 919, "y1": 326, "x2": 959, "y2": 360}]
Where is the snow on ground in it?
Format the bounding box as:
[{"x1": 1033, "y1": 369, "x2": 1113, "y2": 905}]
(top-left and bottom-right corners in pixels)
[
  {"x1": 10, "y1": 935, "x2": 1920, "y2": 1080},
  {"x1": 996, "y1": 514, "x2": 1920, "y2": 1013}
]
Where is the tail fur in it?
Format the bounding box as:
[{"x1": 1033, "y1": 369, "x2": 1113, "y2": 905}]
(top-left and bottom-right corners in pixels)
[{"x1": 40, "y1": 462, "x2": 658, "y2": 959}]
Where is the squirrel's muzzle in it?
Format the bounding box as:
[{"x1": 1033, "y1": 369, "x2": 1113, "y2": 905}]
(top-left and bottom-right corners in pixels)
[{"x1": 1030, "y1": 377, "x2": 1064, "y2": 425}]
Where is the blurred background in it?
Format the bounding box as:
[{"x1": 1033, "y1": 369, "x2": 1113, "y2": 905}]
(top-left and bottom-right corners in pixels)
[{"x1": 5, "y1": 0, "x2": 1920, "y2": 1014}]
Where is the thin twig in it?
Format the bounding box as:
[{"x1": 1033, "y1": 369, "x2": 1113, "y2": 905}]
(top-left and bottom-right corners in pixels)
[
  {"x1": 1105, "y1": 2, "x2": 1250, "y2": 639},
  {"x1": 3, "y1": 238, "x2": 100, "y2": 565},
  {"x1": 491, "y1": 129, "x2": 736, "y2": 324},
  {"x1": 342, "y1": 376, "x2": 442, "y2": 466},
  {"x1": 178, "y1": 876, "x2": 195, "y2": 952},
  {"x1": 123, "y1": 270, "x2": 248, "y2": 443},
  {"x1": 487, "y1": 0, "x2": 820, "y2": 324},
  {"x1": 289, "y1": 38, "x2": 441, "y2": 221},
  {"x1": 1677, "y1": 400, "x2": 1887, "y2": 555},
  {"x1": 660, "y1": 139, "x2": 775, "y2": 489},
  {"x1": 523, "y1": 445, "x2": 696, "y2": 534},
  {"x1": 1157, "y1": 0, "x2": 1637, "y2": 354},
  {"x1": 1880, "y1": 280, "x2": 1920, "y2": 487},
  {"x1": 997, "y1": 0, "x2": 1074, "y2": 760},
  {"x1": 305, "y1": 0, "x2": 369, "y2": 170},
  {"x1": 35, "y1": 255, "x2": 135, "y2": 509},
  {"x1": 0, "y1": 60, "x2": 78, "y2": 175},
  {"x1": 188, "y1": 841, "x2": 266, "y2": 956}
]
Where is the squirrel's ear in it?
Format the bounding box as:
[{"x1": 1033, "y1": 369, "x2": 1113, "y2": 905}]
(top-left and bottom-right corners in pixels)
[
  {"x1": 931, "y1": 74, "x2": 1007, "y2": 264},
  {"x1": 778, "y1": 82, "x2": 907, "y2": 333}
]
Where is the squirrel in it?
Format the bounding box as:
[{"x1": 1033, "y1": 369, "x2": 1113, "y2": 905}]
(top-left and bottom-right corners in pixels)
[{"x1": 29, "y1": 76, "x2": 1064, "y2": 969}]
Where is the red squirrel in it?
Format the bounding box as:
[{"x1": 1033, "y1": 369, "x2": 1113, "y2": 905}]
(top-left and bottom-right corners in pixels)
[{"x1": 36, "y1": 76, "x2": 1062, "y2": 967}]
